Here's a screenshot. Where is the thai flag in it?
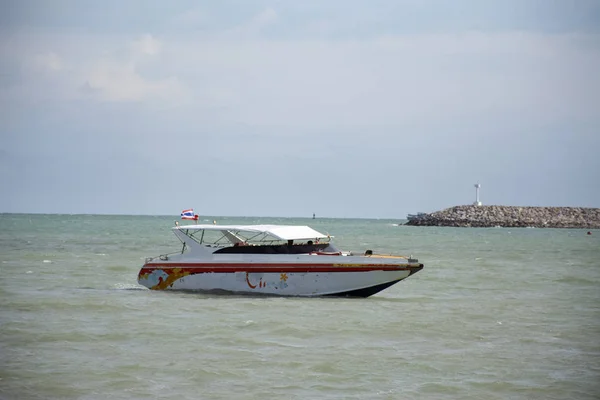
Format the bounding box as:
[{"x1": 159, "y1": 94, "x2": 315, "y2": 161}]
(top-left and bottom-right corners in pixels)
[{"x1": 181, "y1": 209, "x2": 196, "y2": 220}]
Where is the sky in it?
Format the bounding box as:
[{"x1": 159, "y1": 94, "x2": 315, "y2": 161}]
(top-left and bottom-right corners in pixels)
[{"x1": 1, "y1": 0, "x2": 599, "y2": 218}]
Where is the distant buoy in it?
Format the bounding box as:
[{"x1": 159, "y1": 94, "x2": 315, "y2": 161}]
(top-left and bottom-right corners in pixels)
[{"x1": 587, "y1": 231, "x2": 592, "y2": 235}]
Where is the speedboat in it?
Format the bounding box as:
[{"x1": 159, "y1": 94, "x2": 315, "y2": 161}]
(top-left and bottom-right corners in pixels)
[{"x1": 138, "y1": 224, "x2": 423, "y2": 297}]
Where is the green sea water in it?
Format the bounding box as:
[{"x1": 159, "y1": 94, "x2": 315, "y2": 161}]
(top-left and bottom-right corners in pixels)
[{"x1": 1, "y1": 213, "x2": 599, "y2": 399}]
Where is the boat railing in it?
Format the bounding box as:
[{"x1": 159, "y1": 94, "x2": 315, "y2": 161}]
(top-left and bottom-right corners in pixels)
[{"x1": 144, "y1": 251, "x2": 181, "y2": 263}]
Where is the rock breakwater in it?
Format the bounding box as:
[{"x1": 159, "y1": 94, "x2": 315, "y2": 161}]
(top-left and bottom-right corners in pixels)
[{"x1": 405, "y1": 205, "x2": 600, "y2": 228}]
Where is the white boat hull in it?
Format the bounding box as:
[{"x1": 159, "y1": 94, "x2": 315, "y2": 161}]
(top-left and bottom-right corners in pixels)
[{"x1": 138, "y1": 260, "x2": 422, "y2": 297}]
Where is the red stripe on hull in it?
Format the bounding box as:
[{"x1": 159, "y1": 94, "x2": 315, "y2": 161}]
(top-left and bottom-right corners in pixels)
[{"x1": 140, "y1": 263, "x2": 415, "y2": 275}]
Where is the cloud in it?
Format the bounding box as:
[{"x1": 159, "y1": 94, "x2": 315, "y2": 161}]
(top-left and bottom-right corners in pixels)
[
  {"x1": 131, "y1": 33, "x2": 162, "y2": 56},
  {"x1": 73, "y1": 34, "x2": 190, "y2": 103},
  {"x1": 162, "y1": 31, "x2": 600, "y2": 133},
  {"x1": 4, "y1": 27, "x2": 598, "y2": 128},
  {"x1": 253, "y1": 8, "x2": 277, "y2": 27},
  {"x1": 223, "y1": 7, "x2": 278, "y2": 38},
  {"x1": 80, "y1": 59, "x2": 186, "y2": 103},
  {"x1": 80, "y1": 34, "x2": 189, "y2": 103},
  {"x1": 169, "y1": 8, "x2": 210, "y2": 28},
  {"x1": 33, "y1": 51, "x2": 63, "y2": 71},
  {"x1": 0, "y1": 33, "x2": 190, "y2": 104}
]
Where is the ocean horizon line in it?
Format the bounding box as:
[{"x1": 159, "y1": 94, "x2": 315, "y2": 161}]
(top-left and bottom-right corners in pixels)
[{"x1": 0, "y1": 212, "x2": 406, "y2": 220}]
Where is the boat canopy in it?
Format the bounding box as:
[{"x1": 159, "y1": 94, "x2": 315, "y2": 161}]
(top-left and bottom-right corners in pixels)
[{"x1": 174, "y1": 224, "x2": 329, "y2": 241}]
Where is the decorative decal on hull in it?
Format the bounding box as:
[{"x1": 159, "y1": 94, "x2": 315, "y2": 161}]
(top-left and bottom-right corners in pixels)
[
  {"x1": 244, "y1": 272, "x2": 289, "y2": 290},
  {"x1": 138, "y1": 268, "x2": 191, "y2": 290},
  {"x1": 246, "y1": 272, "x2": 261, "y2": 289}
]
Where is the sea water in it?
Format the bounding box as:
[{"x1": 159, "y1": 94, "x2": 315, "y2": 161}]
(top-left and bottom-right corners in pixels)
[{"x1": 0, "y1": 214, "x2": 599, "y2": 400}]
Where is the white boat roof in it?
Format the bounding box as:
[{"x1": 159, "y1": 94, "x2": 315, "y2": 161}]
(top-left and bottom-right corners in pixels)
[{"x1": 174, "y1": 224, "x2": 330, "y2": 241}]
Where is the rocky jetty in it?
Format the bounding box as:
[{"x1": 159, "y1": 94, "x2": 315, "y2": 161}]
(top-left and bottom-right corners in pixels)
[{"x1": 405, "y1": 205, "x2": 600, "y2": 228}]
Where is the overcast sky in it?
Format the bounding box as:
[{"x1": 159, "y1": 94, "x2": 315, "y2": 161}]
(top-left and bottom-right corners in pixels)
[{"x1": 1, "y1": 0, "x2": 599, "y2": 218}]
